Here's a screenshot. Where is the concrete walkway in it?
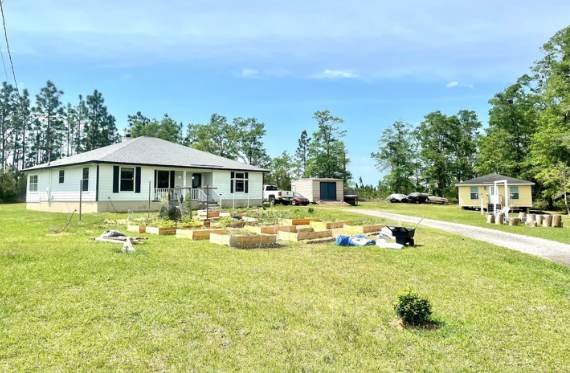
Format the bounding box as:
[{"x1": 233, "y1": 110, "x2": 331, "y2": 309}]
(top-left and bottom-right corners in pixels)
[{"x1": 348, "y1": 209, "x2": 570, "y2": 267}]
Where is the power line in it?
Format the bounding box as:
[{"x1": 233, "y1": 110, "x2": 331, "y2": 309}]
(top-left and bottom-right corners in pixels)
[{"x1": 0, "y1": 0, "x2": 17, "y2": 90}]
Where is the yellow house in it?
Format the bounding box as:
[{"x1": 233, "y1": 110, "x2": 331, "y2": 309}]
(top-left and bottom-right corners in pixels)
[{"x1": 456, "y1": 174, "x2": 535, "y2": 212}]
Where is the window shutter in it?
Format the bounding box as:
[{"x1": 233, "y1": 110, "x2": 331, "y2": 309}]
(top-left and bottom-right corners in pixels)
[
  {"x1": 245, "y1": 172, "x2": 248, "y2": 179},
  {"x1": 230, "y1": 172, "x2": 234, "y2": 193},
  {"x1": 135, "y1": 167, "x2": 141, "y2": 193},
  {"x1": 154, "y1": 170, "x2": 157, "y2": 189},
  {"x1": 170, "y1": 171, "x2": 175, "y2": 189},
  {"x1": 245, "y1": 180, "x2": 249, "y2": 193},
  {"x1": 113, "y1": 166, "x2": 119, "y2": 193}
]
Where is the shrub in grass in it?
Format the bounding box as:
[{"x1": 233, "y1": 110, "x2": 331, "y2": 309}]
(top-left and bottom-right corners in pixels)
[{"x1": 393, "y1": 287, "x2": 433, "y2": 324}]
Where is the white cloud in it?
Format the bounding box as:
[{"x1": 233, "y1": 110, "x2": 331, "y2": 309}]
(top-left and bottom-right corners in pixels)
[
  {"x1": 446, "y1": 81, "x2": 475, "y2": 89},
  {"x1": 311, "y1": 69, "x2": 359, "y2": 79},
  {"x1": 238, "y1": 68, "x2": 260, "y2": 78}
]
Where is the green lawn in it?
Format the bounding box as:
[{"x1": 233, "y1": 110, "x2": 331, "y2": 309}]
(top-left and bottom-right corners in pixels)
[
  {"x1": 1, "y1": 204, "x2": 570, "y2": 372},
  {"x1": 333, "y1": 202, "x2": 570, "y2": 244}
]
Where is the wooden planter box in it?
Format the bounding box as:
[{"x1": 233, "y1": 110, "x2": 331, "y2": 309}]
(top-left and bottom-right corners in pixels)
[
  {"x1": 127, "y1": 225, "x2": 146, "y2": 233},
  {"x1": 344, "y1": 224, "x2": 386, "y2": 234},
  {"x1": 146, "y1": 226, "x2": 177, "y2": 235},
  {"x1": 295, "y1": 225, "x2": 314, "y2": 233},
  {"x1": 244, "y1": 225, "x2": 296, "y2": 235},
  {"x1": 198, "y1": 210, "x2": 220, "y2": 219},
  {"x1": 278, "y1": 230, "x2": 332, "y2": 242},
  {"x1": 177, "y1": 228, "x2": 226, "y2": 240},
  {"x1": 219, "y1": 212, "x2": 231, "y2": 218},
  {"x1": 211, "y1": 221, "x2": 246, "y2": 228},
  {"x1": 210, "y1": 233, "x2": 277, "y2": 247},
  {"x1": 310, "y1": 221, "x2": 351, "y2": 230},
  {"x1": 279, "y1": 218, "x2": 314, "y2": 226},
  {"x1": 242, "y1": 217, "x2": 258, "y2": 223}
]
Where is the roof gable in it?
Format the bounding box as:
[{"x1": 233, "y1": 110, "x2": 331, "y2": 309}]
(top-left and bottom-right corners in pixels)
[{"x1": 23, "y1": 137, "x2": 269, "y2": 172}]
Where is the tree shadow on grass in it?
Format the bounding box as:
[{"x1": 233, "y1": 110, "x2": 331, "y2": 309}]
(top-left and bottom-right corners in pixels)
[{"x1": 390, "y1": 317, "x2": 444, "y2": 331}]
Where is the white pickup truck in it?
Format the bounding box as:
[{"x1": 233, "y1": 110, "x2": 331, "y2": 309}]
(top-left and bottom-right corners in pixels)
[{"x1": 263, "y1": 185, "x2": 294, "y2": 205}]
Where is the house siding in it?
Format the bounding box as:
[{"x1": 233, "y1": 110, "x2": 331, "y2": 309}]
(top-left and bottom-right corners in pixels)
[
  {"x1": 27, "y1": 162, "x2": 265, "y2": 212},
  {"x1": 458, "y1": 185, "x2": 533, "y2": 208}
]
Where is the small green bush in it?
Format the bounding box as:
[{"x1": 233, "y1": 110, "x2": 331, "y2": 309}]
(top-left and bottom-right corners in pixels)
[{"x1": 393, "y1": 287, "x2": 432, "y2": 324}]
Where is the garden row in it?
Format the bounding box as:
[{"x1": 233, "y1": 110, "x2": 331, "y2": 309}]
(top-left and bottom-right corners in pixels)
[{"x1": 124, "y1": 208, "x2": 386, "y2": 248}]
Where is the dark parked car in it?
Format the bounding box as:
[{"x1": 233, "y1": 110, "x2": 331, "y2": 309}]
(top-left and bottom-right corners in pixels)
[
  {"x1": 386, "y1": 193, "x2": 409, "y2": 203},
  {"x1": 292, "y1": 192, "x2": 310, "y2": 206},
  {"x1": 407, "y1": 192, "x2": 430, "y2": 204}
]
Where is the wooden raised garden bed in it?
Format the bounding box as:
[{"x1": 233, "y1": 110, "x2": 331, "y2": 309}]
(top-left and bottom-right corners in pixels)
[
  {"x1": 277, "y1": 230, "x2": 332, "y2": 242},
  {"x1": 198, "y1": 210, "x2": 220, "y2": 219},
  {"x1": 344, "y1": 224, "x2": 386, "y2": 234},
  {"x1": 244, "y1": 225, "x2": 296, "y2": 235},
  {"x1": 310, "y1": 221, "x2": 351, "y2": 230},
  {"x1": 146, "y1": 226, "x2": 177, "y2": 235},
  {"x1": 279, "y1": 218, "x2": 314, "y2": 226},
  {"x1": 177, "y1": 228, "x2": 226, "y2": 240},
  {"x1": 210, "y1": 233, "x2": 277, "y2": 247},
  {"x1": 294, "y1": 225, "x2": 314, "y2": 233},
  {"x1": 127, "y1": 225, "x2": 146, "y2": 234}
]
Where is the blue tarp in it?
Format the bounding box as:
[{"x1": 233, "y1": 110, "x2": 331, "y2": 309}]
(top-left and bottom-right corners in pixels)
[{"x1": 335, "y1": 234, "x2": 376, "y2": 247}]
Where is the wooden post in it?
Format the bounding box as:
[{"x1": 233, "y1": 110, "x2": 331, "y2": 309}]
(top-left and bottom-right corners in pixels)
[
  {"x1": 147, "y1": 181, "x2": 151, "y2": 219},
  {"x1": 536, "y1": 215, "x2": 543, "y2": 225},
  {"x1": 509, "y1": 218, "x2": 520, "y2": 226},
  {"x1": 79, "y1": 180, "x2": 82, "y2": 221},
  {"x1": 552, "y1": 214, "x2": 563, "y2": 228},
  {"x1": 518, "y1": 212, "x2": 526, "y2": 219},
  {"x1": 542, "y1": 215, "x2": 552, "y2": 227},
  {"x1": 486, "y1": 214, "x2": 495, "y2": 224},
  {"x1": 526, "y1": 213, "x2": 536, "y2": 222},
  {"x1": 495, "y1": 212, "x2": 504, "y2": 225},
  {"x1": 526, "y1": 220, "x2": 537, "y2": 227}
]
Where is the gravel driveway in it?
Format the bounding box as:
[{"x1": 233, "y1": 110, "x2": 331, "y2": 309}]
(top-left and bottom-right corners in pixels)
[{"x1": 348, "y1": 209, "x2": 570, "y2": 267}]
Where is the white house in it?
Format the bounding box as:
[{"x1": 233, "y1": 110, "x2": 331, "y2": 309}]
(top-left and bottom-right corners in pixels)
[{"x1": 23, "y1": 136, "x2": 268, "y2": 213}]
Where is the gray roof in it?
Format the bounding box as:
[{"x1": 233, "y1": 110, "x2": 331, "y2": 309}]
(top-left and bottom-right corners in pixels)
[
  {"x1": 24, "y1": 137, "x2": 269, "y2": 172},
  {"x1": 456, "y1": 173, "x2": 534, "y2": 186}
]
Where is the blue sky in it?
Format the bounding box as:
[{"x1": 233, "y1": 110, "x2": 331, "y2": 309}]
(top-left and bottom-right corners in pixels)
[{"x1": 6, "y1": 0, "x2": 570, "y2": 185}]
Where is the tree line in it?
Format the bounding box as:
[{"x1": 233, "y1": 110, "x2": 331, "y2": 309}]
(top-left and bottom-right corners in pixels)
[
  {"x1": 371, "y1": 25, "x2": 570, "y2": 211},
  {"x1": 0, "y1": 77, "x2": 352, "y2": 202},
  {"x1": 0, "y1": 80, "x2": 119, "y2": 202},
  {"x1": 125, "y1": 109, "x2": 351, "y2": 190}
]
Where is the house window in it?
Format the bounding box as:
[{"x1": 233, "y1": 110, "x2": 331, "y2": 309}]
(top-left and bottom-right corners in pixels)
[
  {"x1": 121, "y1": 167, "x2": 135, "y2": 191},
  {"x1": 470, "y1": 187, "x2": 478, "y2": 200},
  {"x1": 510, "y1": 186, "x2": 519, "y2": 200},
  {"x1": 82, "y1": 168, "x2": 89, "y2": 191},
  {"x1": 59, "y1": 170, "x2": 65, "y2": 184},
  {"x1": 231, "y1": 172, "x2": 248, "y2": 193},
  {"x1": 29, "y1": 175, "x2": 38, "y2": 192}
]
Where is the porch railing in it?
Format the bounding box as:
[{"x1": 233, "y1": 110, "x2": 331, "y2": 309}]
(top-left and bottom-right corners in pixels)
[{"x1": 153, "y1": 187, "x2": 213, "y2": 202}]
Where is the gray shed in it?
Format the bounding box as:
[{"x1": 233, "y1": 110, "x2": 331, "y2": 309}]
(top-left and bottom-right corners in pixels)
[{"x1": 291, "y1": 178, "x2": 344, "y2": 203}]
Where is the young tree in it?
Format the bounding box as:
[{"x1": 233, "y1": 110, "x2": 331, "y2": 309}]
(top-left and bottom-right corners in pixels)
[
  {"x1": 0, "y1": 82, "x2": 18, "y2": 171},
  {"x1": 306, "y1": 110, "x2": 351, "y2": 182},
  {"x1": 130, "y1": 114, "x2": 183, "y2": 143},
  {"x1": 234, "y1": 117, "x2": 270, "y2": 167},
  {"x1": 371, "y1": 120, "x2": 415, "y2": 194},
  {"x1": 415, "y1": 111, "x2": 454, "y2": 196},
  {"x1": 186, "y1": 114, "x2": 240, "y2": 159},
  {"x1": 264, "y1": 151, "x2": 293, "y2": 190},
  {"x1": 84, "y1": 90, "x2": 118, "y2": 151},
  {"x1": 33, "y1": 80, "x2": 64, "y2": 164},
  {"x1": 295, "y1": 130, "x2": 311, "y2": 177},
  {"x1": 449, "y1": 110, "x2": 481, "y2": 182},
  {"x1": 476, "y1": 77, "x2": 539, "y2": 180}
]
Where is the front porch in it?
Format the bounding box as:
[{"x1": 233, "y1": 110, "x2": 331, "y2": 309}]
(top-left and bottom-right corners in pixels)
[{"x1": 153, "y1": 187, "x2": 221, "y2": 208}]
